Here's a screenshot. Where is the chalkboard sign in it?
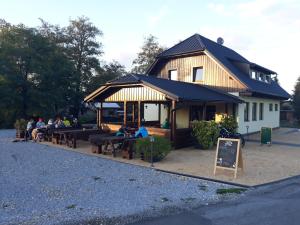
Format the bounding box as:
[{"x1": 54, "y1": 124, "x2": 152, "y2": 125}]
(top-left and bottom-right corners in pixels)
[
  {"x1": 214, "y1": 138, "x2": 243, "y2": 178},
  {"x1": 261, "y1": 127, "x2": 272, "y2": 145}
]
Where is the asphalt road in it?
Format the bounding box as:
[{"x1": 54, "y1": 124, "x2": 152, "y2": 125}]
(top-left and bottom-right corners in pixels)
[{"x1": 129, "y1": 176, "x2": 300, "y2": 225}]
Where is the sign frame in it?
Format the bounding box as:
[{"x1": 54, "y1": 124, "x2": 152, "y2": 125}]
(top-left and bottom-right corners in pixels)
[{"x1": 213, "y1": 138, "x2": 243, "y2": 179}]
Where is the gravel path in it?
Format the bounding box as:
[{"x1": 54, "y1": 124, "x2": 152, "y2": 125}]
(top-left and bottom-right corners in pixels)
[{"x1": 0, "y1": 130, "x2": 237, "y2": 225}]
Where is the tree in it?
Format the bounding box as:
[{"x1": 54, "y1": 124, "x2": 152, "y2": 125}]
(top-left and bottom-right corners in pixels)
[
  {"x1": 292, "y1": 76, "x2": 300, "y2": 120},
  {"x1": 87, "y1": 60, "x2": 126, "y2": 93},
  {"x1": 132, "y1": 34, "x2": 165, "y2": 74},
  {"x1": 64, "y1": 16, "x2": 103, "y2": 116}
]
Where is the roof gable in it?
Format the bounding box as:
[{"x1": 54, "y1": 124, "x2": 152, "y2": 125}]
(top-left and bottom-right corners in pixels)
[{"x1": 147, "y1": 33, "x2": 290, "y2": 100}]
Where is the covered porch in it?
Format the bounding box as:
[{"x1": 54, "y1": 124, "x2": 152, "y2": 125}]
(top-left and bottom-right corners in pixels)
[{"x1": 84, "y1": 74, "x2": 243, "y2": 148}]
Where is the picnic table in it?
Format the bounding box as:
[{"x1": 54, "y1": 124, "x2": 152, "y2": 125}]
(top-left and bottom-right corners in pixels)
[
  {"x1": 89, "y1": 134, "x2": 137, "y2": 158},
  {"x1": 53, "y1": 129, "x2": 103, "y2": 148}
]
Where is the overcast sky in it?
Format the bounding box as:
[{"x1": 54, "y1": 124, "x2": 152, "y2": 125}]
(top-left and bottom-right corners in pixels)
[{"x1": 1, "y1": 0, "x2": 299, "y2": 93}]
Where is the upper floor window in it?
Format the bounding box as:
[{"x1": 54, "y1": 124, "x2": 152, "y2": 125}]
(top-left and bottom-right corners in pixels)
[
  {"x1": 192, "y1": 67, "x2": 204, "y2": 82},
  {"x1": 275, "y1": 104, "x2": 278, "y2": 111},
  {"x1": 168, "y1": 70, "x2": 178, "y2": 81},
  {"x1": 251, "y1": 71, "x2": 256, "y2": 79},
  {"x1": 269, "y1": 103, "x2": 273, "y2": 111},
  {"x1": 259, "y1": 73, "x2": 265, "y2": 82}
]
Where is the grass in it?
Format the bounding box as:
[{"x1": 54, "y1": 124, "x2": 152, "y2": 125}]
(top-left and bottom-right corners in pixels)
[{"x1": 216, "y1": 188, "x2": 247, "y2": 195}]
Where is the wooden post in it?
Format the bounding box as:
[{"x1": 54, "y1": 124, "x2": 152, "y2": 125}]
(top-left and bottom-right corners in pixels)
[
  {"x1": 158, "y1": 103, "x2": 161, "y2": 124},
  {"x1": 99, "y1": 102, "x2": 103, "y2": 128},
  {"x1": 124, "y1": 101, "x2": 127, "y2": 125},
  {"x1": 138, "y1": 101, "x2": 141, "y2": 128},
  {"x1": 132, "y1": 103, "x2": 135, "y2": 123},
  {"x1": 96, "y1": 109, "x2": 99, "y2": 128},
  {"x1": 171, "y1": 100, "x2": 176, "y2": 142}
]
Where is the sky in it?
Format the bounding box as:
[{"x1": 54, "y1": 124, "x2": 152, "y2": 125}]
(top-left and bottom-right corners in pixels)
[{"x1": 1, "y1": 0, "x2": 300, "y2": 93}]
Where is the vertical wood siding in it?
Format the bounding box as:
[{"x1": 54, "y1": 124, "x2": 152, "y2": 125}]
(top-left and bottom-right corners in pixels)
[
  {"x1": 105, "y1": 86, "x2": 166, "y2": 102},
  {"x1": 159, "y1": 54, "x2": 246, "y2": 92}
]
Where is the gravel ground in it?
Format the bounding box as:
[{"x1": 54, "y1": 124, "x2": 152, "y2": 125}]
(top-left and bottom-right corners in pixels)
[{"x1": 0, "y1": 129, "x2": 239, "y2": 225}]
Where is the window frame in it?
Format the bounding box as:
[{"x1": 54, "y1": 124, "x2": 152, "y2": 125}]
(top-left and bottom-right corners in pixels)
[
  {"x1": 269, "y1": 103, "x2": 273, "y2": 111},
  {"x1": 168, "y1": 69, "x2": 178, "y2": 81},
  {"x1": 244, "y1": 102, "x2": 249, "y2": 122},
  {"x1": 192, "y1": 66, "x2": 204, "y2": 82},
  {"x1": 259, "y1": 103, "x2": 264, "y2": 120},
  {"x1": 252, "y1": 102, "x2": 257, "y2": 121}
]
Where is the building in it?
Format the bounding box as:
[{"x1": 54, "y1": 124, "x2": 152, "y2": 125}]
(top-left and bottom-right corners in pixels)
[{"x1": 85, "y1": 34, "x2": 290, "y2": 147}]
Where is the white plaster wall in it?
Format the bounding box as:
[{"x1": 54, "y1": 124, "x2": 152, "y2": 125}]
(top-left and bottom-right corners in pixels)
[
  {"x1": 237, "y1": 96, "x2": 280, "y2": 134},
  {"x1": 144, "y1": 103, "x2": 159, "y2": 121}
]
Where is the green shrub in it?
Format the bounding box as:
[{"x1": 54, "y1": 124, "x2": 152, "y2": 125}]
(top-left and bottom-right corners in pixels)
[
  {"x1": 192, "y1": 120, "x2": 220, "y2": 149},
  {"x1": 14, "y1": 119, "x2": 27, "y2": 131},
  {"x1": 219, "y1": 115, "x2": 238, "y2": 133},
  {"x1": 135, "y1": 136, "x2": 171, "y2": 162}
]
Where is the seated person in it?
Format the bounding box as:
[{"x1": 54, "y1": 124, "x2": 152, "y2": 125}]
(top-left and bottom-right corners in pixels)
[
  {"x1": 63, "y1": 117, "x2": 71, "y2": 127},
  {"x1": 135, "y1": 126, "x2": 149, "y2": 138},
  {"x1": 72, "y1": 118, "x2": 81, "y2": 128},
  {"x1": 116, "y1": 125, "x2": 128, "y2": 137},
  {"x1": 161, "y1": 118, "x2": 170, "y2": 129},
  {"x1": 32, "y1": 118, "x2": 46, "y2": 140},
  {"x1": 46, "y1": 119, "x2": 55, "y2": 129},
  {"x1": 54, "y1": 117, "x2": 65, "y2": 128}
]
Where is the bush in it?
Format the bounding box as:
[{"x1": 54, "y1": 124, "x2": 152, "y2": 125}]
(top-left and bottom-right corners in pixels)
[
  {"x1": 14, "y1": 119, "x2": 27, "y2": 131},
  {"x1": 192, "y1": 120, "x2": 220, "y2": 149},
  {"x1": 219, "y1": 115, "x2": 238, "y2": 133},
  {"x1": 135, "y1": 136, "x2": 171, "y2": 162}
]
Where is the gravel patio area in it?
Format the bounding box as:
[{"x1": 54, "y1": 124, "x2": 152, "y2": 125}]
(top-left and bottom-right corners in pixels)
[{"x1": 0, "y1": 130, "x2": 235, "y2": 225}]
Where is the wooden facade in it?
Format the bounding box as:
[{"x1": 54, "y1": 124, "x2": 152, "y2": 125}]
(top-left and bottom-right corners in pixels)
[
  {"x1": 158, "y1": 53, "x2": 246, "y2": 92},
  {"x1": 105, "y1": 86, "x2": 167, "y2": 102}
]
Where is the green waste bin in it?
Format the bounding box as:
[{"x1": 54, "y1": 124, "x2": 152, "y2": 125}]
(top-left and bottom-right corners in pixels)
[{"x1": 261, "y1": 127, "x2": 272, "y2": 145}]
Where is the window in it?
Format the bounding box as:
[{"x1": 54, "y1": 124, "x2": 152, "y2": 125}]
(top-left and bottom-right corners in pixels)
[
  {"x1": 168, "y1": 70, "x2": 178, "y2": 80},
  {"x1": 252, "y1": 102, "x2": 257, "y2": 121},
  {"x1": 251, "y1": 71, "x2": 256, "y2": 79},
  {"x1": 259, "y1": 73, "x2": 265, "y2": 82},
  {"x1": 275, "y1": 104, "x2": 278, "y2": 111},
  {"x1": 265, "y1": 76, "x2": 271, "y2": 83},
  {"x1": 244, "y1": 102, "x2": 249, "y2": 122},
  {"x1": 269, "y1": 103, "x2": 273, "y2": 111},
  {"x1": 259, "y1": 103, "x2": 264, "y2": 120},
  {"x1": 192, "y1": 67, "x2": 204, "y2": 82}
]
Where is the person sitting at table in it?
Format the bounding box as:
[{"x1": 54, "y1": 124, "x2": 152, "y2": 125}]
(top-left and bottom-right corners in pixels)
[
  {"x1": 32, "y1": 118, "x2": 46, "y2": 140},
  {"x1": 116, "y1": 125, "x2": 128, "y2": 137},
  {"x1": 135, "y1": 125, "x2": 148, "y2": 138},
  {"x1": 72, "y1": 118, "x2": 81, "y2": 128},
  {"x1": 63, "y1": 116, "x2": 71, "y2": 127},
  {"x1": 55, "y1": 117, "x2": 65, "y2": 128},
  {"x1": 161, "y1": 118, "x2": 170, "y2": 129},
  {"x1": 46, "y1": 119, "x2": 55, "y2": 129}
]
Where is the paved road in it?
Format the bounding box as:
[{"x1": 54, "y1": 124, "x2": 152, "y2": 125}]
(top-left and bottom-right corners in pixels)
[{"x1": 129, "y1": 177, "x2": 300, "y2": 225}]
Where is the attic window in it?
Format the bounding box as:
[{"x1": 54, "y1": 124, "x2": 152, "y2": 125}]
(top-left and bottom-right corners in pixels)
[
  {"x1": 168, "y1": 70, "x2": 178, "y2": 81},
  {"x1": 251, "y1": 71, "x2": 256, "y2": 79},
  {"x1": 192, "y1": 67, "x2": 204, "y2": 82}
]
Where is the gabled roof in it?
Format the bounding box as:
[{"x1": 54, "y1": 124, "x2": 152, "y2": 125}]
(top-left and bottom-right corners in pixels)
[
  {"x1": 147, "y1": 34, "x2": 290, "y2": 100},
  {"x1": 85, "y1": 74, "x2": 243, "y2": 103}
]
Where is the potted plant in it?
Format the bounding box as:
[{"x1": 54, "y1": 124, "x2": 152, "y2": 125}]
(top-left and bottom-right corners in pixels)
[
  {"x1": 14, "y1": 119, "x2": 27, "y2": 139},
  {"x1": 135, "y1": 136, "x2": 171, "y2": 162}
]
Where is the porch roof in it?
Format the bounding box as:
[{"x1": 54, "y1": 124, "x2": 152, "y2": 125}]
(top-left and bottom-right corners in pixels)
[{"x1": 84, "y1": 74, "x2": 244, "y2": 103}]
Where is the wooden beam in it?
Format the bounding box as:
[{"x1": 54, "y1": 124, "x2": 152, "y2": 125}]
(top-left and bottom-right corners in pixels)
[
  {"x1": 171, "y1": 100, "x2": 176, "y2": 141},
  {"x1": 132, "y1": 103, "x2": 135, "y2": 123},
  {"x1": 124, "y1": 101, "x2": 127, "y2": 125},
  {"x1": 138, "y1": 101, "x2": 141, "y2": 127},
  {"x1": 99, "y1": 102, "x2": 103, "y2": 128}
]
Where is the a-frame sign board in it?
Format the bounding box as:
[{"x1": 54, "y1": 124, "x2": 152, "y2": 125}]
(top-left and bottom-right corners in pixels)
[{"x1": 214, "y1": 138, "x2": 244, "y2": 179}]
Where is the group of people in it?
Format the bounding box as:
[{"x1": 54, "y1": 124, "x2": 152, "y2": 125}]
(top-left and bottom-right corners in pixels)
[{"x1": 26, "y1": 116, "x2": 79, "y2": 141}]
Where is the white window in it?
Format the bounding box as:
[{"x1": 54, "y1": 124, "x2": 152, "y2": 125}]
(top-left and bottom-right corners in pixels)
[
  {"x1": 193, "y1": 67, "x2": 204, "y2": 82},
  {"x1": 168, "y1": 70, "x2": 178, "y2": 81},
  {"x1": 251, "y1": 71, "x2": 256, "y2": 79}
]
